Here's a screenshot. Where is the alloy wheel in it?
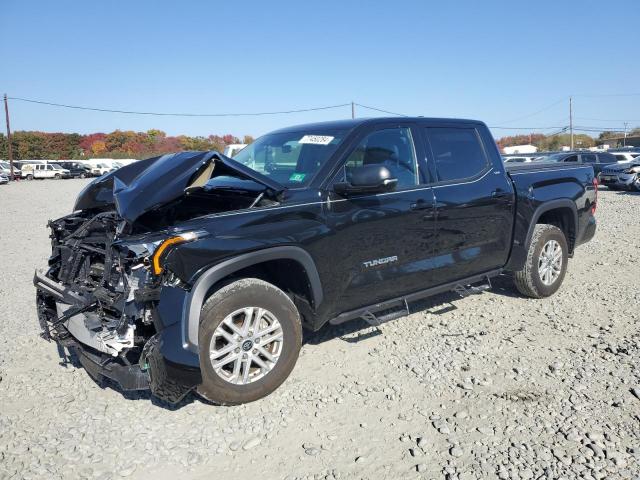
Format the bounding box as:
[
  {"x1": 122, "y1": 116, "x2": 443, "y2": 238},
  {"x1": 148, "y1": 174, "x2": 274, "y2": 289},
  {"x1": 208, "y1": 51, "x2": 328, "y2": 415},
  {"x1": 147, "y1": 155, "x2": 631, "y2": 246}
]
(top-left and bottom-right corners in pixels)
[
  {"x1": 538, "y1": 239, "x2": 563, "y2": 286},
  {"x1": 209, "y1": 307, "x2": 284, "y2": 385}
]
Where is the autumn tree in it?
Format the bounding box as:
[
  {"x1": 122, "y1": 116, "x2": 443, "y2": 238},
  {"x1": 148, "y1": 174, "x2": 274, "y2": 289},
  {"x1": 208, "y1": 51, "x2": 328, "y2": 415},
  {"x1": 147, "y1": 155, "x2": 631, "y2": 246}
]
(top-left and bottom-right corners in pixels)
[{"x1": 0, "y1": 129, "x2": 256, "y2": 160}]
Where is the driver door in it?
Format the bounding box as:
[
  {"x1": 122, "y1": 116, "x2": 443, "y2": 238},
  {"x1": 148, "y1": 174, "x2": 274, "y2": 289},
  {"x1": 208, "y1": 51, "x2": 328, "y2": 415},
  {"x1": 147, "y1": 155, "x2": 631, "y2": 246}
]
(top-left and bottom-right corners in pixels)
[{"x1": 320, "y1": 124, "x2": 437, "y2": 315}]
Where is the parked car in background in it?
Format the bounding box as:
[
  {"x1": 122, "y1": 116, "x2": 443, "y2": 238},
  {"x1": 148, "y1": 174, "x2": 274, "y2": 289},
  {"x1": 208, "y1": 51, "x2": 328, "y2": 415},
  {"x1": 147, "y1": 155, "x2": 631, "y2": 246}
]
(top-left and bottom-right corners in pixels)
[
  {"x1": 53, "y1": 161, "x2": 92, "y2": 178},
  {"x1": 611, "y1": 152, "x2": 640, "y2": 163},
  {"x1": 502, "y1": 155, "x2": 535, "y2": 163},
  {"x1": 0, "y1": 160, "x2": 21, "y2": 178},
  {"x1": 91, "y1": 163, "x2": 113, "y2": 177},
  {"x1": 21, "y1": 163, "x2": 71, "y2": 180},
  {"x1": 0, "y1": 172, "x2": 9, "y2": 185},
  {"x1": 535, "y1": 151, "x2": 617, "y2": 175},
  {"x1": 109, "y1": 161, "x2": 124, "y2": 172},
  {"x1": 15, "y1": 160, "x2": 45, "y2": 171},
  {"x1": 599, "y1": 160, "x2": 640, "y2": 191}
]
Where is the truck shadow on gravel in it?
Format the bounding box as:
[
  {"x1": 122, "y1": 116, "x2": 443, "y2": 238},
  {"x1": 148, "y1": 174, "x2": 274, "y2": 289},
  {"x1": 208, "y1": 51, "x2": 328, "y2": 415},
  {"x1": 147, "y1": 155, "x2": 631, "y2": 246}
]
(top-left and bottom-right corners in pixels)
[
  {"x1": 56, "y1": 275, "x2": 523, "y2": 410},
  {"x1": 304, "y1": 274, "x2": 522, "y2": 346},
  {"x1": 56, "y1": 346, "x2": 198, "y2": 410}
]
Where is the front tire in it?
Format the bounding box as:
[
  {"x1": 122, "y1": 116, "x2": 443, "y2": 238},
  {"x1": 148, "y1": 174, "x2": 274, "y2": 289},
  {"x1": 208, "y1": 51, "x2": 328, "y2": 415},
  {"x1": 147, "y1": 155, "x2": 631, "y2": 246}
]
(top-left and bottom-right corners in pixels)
[
  {"x1": 513, "y1": 224, "x2": 568, "y2": 298},
  {"x1": 196, "y1": 278, "x2": 302, "y2": 405}
]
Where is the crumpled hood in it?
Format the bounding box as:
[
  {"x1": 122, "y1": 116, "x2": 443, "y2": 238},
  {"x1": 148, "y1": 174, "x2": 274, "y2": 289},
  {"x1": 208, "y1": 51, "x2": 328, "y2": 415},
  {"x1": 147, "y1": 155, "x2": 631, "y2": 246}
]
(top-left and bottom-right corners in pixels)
[{"x1": 74, "y1": 151, "x2": 284, "y2": 223}]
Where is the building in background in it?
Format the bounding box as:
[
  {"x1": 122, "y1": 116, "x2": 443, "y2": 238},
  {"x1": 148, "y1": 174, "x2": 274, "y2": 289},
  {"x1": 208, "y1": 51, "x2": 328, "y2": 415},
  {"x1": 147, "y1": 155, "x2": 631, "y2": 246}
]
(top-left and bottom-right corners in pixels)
[{"x1": 599, "y1": 136, "x2": 640, "y2": 149}]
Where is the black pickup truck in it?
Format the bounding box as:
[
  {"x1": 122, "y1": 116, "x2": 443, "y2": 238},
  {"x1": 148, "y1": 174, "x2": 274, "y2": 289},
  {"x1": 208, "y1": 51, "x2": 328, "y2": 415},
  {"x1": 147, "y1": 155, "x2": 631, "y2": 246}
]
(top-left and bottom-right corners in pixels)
[{"x1": 35, "y1": 117, "x2": 597, "y2": 405}]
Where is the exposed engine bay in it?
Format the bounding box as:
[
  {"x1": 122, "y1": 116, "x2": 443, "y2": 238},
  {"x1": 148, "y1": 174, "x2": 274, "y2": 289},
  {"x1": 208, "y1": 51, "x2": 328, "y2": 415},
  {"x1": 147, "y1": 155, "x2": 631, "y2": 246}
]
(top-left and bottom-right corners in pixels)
[{"x1": 39, "y1": 211, "x2": 154, "y2": 355}]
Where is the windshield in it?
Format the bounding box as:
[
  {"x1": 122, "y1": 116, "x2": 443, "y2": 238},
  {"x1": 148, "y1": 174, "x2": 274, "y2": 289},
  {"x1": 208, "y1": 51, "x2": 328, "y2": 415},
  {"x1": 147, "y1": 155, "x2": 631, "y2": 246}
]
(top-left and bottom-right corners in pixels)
[
  {"x1": 232, "y1": 129, "x2": 349, "y2": 187},
  {"x1": 50, "y1": 164, "x2": 62, "y2": 170}
]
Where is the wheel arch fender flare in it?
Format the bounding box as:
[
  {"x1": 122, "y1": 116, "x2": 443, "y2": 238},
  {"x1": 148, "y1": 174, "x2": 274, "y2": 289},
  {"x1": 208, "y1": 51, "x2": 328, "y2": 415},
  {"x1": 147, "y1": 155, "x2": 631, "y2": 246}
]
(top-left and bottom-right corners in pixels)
[
  {"x1": 181, "y1": 246, "x2": 322, "y2": 354},
  {"x1": 523, "y1": 199, "x2": 578, "y2": 252}
]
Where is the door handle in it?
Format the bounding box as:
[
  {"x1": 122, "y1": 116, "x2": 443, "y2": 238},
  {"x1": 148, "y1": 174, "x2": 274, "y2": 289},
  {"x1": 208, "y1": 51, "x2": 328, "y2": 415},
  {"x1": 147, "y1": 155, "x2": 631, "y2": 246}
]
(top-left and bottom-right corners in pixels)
[
  {"x1": 491, "y1": 189, "x2": 510, "y2": 198},
  {"x1": 410, "y1": 200, "x2": 432, "y2": 211}
]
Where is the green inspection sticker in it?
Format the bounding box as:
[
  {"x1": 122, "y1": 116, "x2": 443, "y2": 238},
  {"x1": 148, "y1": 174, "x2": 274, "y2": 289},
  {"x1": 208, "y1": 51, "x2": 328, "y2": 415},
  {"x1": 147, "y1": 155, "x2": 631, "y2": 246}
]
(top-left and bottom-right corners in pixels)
[{"x1": 289, "y1": 173, "x2": 306, "y2": 182}]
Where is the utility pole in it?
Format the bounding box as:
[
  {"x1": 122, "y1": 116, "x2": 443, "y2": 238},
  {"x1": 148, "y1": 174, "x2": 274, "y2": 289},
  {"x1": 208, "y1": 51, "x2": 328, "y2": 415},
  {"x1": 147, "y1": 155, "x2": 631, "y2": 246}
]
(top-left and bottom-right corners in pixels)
[
  {"x1": 623, "y1": 122, "x2": 628, "y2": 147},
  {"x1": 569, "y1": 96, "x2": 574, "y2": 150},
  {"x1": 3, "y1": 94, "x2": 14, "y2": 181},
  {"x1": 351, "y1": 101, "x2": 355, "y2": 119}
]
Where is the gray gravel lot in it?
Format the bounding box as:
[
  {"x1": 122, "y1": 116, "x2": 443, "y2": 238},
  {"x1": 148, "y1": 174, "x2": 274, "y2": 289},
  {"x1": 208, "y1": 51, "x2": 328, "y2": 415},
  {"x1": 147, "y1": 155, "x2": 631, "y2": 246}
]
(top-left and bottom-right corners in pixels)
[{"x1": 1, "y1": 179, "x2": 639, "y2": 480}]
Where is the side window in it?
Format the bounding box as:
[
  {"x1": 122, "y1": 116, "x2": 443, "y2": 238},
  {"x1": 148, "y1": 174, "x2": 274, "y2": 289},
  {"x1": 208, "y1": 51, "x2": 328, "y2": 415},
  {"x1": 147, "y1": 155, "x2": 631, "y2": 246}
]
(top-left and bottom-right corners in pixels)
[
  {"x1": 563, "y1": 155, "x2": 578, "y2": 162},
  {"x1": 343, "y1": 127, "x2": 418, "y2": 189},
  {"x1": 582, "y1": 154, "x2": 596, "y2": 163},
  {"x1": 425, "y1": 127, "x2": 489, "y2": 182}
]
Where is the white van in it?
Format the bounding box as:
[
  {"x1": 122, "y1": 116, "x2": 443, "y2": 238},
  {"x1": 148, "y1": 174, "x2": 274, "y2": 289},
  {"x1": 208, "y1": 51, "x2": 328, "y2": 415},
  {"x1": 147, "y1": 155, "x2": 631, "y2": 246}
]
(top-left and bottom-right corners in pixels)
[
  {"x1": 21, "y1": 163, "x2": 70, "y2": 180},
  {"x1": 223, "y1": 144, "x2": 247, "y2": 158}
]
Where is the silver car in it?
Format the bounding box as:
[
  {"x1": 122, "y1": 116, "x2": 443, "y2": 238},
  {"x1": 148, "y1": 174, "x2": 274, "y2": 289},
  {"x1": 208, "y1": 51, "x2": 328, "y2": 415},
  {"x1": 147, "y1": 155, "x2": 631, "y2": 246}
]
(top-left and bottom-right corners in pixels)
[{"x1": 599, "y1": 161, "x2": 640, "y2": 191}]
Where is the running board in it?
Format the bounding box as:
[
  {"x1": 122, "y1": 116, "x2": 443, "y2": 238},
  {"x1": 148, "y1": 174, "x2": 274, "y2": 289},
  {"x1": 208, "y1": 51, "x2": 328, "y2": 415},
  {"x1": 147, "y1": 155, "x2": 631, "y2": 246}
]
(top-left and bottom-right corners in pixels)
[
  {"x1": 329, "y1": 269, "x2": 501, "y2": 326},
  {"x1": 453, "y1": 276, "x2": 492, "y2": 298},
  {"x1": 361, "y1": 299, "x2": 410, "y2": 327}
]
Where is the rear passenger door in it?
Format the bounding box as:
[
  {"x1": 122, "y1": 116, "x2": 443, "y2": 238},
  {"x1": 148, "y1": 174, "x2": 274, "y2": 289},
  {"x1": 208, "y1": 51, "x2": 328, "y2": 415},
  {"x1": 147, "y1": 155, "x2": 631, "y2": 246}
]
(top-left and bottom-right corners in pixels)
[{"x1": 421, "y1": 125, "x2": 515, "y2": 285}]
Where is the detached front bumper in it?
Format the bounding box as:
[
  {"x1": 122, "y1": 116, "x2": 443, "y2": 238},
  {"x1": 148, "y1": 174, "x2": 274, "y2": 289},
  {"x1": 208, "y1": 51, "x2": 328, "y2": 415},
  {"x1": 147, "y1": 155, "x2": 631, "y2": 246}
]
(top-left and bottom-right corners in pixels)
[{"x1": 34, "y1": 271, "x2": 201, "y2": 404}]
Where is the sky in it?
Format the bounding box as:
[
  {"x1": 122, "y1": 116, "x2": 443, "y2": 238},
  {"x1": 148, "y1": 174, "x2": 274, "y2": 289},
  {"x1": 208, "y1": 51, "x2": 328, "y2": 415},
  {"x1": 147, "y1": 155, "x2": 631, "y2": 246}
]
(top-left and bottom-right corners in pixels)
[{"x1": 2, "y1": 0, "x2": 640, "y2": 140}]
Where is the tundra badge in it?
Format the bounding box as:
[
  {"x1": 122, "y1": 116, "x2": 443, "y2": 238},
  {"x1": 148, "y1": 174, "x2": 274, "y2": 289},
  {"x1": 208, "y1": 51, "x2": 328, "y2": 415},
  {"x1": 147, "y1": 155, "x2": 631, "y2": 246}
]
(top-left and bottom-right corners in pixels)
[{"x1": 363, "y1": 256, "x2": 398, "y2": 268}]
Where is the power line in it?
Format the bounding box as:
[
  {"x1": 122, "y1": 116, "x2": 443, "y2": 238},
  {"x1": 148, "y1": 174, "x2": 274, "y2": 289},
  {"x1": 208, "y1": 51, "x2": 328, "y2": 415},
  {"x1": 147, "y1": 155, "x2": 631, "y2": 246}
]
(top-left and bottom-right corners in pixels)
[
  {"x1": 573, "y1": 93, "x2": 640, "y2": 98},
  {"x1": 7, "y1": 96, "x2": 351, "y2": 117},
  {"x1": 489, "y1": 125, "x2": 567, "y2": 130},
  {"x1": 572, "y1": 126, "x2": 629, "y2": 132},
  {"x1": 496, "y1": 97, "x2": 566, "y2": 125},
  {"x1": 575, "y1": 116, "x2": 640, "y2": 123},
  {"x1": 6, "y1": 95, "x2": 637, "y2": 136},
  {"x1": 354, "y1": 103, "x2": 408, "y2": 117}
]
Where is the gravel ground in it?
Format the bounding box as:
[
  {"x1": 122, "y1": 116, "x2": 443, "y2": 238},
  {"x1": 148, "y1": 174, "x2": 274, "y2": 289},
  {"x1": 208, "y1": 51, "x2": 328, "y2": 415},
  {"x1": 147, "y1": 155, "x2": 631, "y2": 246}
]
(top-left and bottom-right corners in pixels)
[{"x1": 0, "y1": 179, "x2": 639, "y2": 480}]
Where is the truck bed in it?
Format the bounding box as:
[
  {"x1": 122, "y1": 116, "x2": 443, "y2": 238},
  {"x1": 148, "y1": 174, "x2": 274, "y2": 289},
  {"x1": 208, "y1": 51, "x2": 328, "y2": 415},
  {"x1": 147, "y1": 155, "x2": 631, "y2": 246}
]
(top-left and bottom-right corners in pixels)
[{"x1": 503, "y1": 161, "x2": 596, "y2": 272}]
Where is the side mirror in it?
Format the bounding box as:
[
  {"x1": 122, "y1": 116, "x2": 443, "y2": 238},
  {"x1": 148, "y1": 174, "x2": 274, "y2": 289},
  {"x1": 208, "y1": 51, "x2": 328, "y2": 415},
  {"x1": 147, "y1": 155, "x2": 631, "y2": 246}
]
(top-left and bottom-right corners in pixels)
[{"x1": 333, "y1": 165, "x2": 398, "y2": 195}]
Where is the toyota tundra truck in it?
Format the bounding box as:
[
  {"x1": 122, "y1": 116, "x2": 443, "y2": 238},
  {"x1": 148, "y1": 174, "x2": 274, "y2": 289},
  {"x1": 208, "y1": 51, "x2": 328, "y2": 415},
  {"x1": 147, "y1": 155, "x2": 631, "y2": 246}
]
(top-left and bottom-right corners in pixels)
[{"x1": 34, "y1": 117, "x2": 597, "y2": 405}]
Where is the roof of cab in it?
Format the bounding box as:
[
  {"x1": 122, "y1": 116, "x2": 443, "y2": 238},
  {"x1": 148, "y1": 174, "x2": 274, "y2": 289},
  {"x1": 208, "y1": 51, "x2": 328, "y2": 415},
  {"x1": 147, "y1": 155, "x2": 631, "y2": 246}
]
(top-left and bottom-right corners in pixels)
[{"x1": 269, "y1": 117, "x2": 485, "y2": 134}]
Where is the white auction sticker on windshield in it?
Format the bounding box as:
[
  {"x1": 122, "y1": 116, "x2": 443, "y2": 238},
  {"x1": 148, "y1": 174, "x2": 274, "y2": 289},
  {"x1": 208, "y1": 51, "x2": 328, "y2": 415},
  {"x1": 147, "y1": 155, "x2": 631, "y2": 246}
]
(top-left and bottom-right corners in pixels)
[{"x1": 299, "y1": 135, "x2": 334, "y2": 145}]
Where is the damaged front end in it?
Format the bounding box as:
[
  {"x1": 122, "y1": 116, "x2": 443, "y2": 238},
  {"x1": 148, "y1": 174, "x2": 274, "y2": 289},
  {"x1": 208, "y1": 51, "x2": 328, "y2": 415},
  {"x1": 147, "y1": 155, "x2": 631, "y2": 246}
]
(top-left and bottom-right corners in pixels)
[
  {"x1": 34, "y1": 211, "x2": 199, "y2": 402},
  {"x1": 34, "y1": 151, "x2": 285, "y2": 403}
]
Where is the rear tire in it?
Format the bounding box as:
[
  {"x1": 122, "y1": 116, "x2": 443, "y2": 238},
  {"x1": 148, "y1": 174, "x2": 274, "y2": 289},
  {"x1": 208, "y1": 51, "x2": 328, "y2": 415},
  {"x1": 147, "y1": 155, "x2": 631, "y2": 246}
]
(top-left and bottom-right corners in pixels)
[
  {"x1": 196, "y1": 278, "x2": 302, "y2": 405},
  {"x1": 513, "y1": 224, "x2": 568, "y2": 298}
]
